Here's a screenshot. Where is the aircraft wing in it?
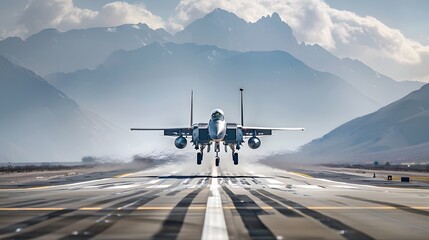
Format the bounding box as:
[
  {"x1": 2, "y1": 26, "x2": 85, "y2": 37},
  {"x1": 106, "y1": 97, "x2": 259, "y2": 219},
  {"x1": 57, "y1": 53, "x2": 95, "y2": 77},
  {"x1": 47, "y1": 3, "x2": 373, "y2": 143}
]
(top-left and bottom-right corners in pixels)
[
  {"x1": 241, "y1": 127, "x2": 305, "y2": 136},
  {"x1": 130, "y1": 127, "x2": 193, "y2": 136}
]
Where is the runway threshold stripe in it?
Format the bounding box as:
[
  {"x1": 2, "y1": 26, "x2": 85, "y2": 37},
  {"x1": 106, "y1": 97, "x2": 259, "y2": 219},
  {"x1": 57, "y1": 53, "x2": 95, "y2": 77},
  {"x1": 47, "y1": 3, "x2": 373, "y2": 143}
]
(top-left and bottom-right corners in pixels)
[
  {"x1": 222, "y1": 186, "x2": 277, "y2": 240},
  {"x1": 151, "y1": 188, "x2": 204, "y2": 240},
  {"x1": 202, "y1": 178, "x2": 229, "y2": 240},
  {"x1": 257, "y1": 189, "x2": 375, "y2": 240},
  {"x1": 338, "y1": 195, "x2": 429, "y2": 217}
]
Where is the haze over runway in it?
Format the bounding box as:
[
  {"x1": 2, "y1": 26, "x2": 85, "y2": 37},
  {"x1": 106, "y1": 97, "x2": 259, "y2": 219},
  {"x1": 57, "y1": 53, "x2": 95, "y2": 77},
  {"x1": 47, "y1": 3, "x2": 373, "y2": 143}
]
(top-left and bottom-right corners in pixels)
[{"x1": 1, "y1": 161, "x2": 429, "y2": 239}]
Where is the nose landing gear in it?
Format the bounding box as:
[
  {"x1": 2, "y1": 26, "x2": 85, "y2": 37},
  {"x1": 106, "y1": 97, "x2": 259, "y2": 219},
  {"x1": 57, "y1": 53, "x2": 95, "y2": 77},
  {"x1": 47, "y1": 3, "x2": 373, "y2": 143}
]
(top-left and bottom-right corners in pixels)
[
  {"x1": 215, "y1": 157, "x2": 220, "y2": 167},
  {"x1": 214, "y1": 141, "x2": 221, "y2": 167}
]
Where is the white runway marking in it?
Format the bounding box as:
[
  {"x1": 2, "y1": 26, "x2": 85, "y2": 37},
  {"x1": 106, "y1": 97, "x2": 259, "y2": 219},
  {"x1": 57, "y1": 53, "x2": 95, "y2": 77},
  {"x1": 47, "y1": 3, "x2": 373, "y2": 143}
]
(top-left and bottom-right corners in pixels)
[
  {"x1": 182, "y1": 178, "x2": 191, "y2": 185},
  {"x1": 82, "y1": 185, "x2": 99, "y2": 189},
  {"x1": 316, "y1": 178, "x2": 394, "y2": 190},
  {"x1": 202, "y1": 167, "x2": 229, "y2": 240},
  {"x1": 190, "y1": 177, "x2": 208, "y2": 189},
  {"x1": 145, "y1": 179, "x2": 162, "y2": 185},
  {"x1": 228, "y1": 179, "x2": 239, "y2": 188},
  {"x1": 14, "y1": 178, "x2": 111, "y2": 191},
  {"x1": 267, "y1": 184, "x2": 284, "y2": 189},
  {"x1": 211, "y1": 166, "x2": 218, "y2": 178},
  {"x1": 146, "y1": 184, "x2": 171, "y2": 189},
  {"x1": 105, "y1": 184, "x2": 140, "y2": 189},
  {"x1": 266, "y1": 179, "x2": 283, "y2": 184},
  {"x1": 330, "y1": 185, "x2": 360, "y2": 189},
  {"x1": 60, "y1": 178, "x2": 109, "y2": 187},
  {"x1": 95, "y1": 213, "x2": 111, "y2": 223},
  {"x1": 294, "y1": 185, "x2": 324, "y2": 189}
]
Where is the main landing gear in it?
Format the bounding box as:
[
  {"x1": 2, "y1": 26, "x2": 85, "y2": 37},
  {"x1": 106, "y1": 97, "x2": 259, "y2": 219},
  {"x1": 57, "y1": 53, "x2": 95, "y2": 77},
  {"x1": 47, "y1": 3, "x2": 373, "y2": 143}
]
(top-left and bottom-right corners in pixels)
[
  {"x1": 197, "y1": 152, "x2": 203, "y2": 165},
  {"x1": 197, "y1": 152, "x2": 221, "y2": 166},
  {"x1": 214, "y1": 141, "x2": 221, "y2": 167},
  {"x1": 215, "y1": 157, "x2": 220, "y2": 167},
  {"x1": 196, "y1": 143, "x2": 239, "y2": 166},
  {"x1": 229, "y1": 144, "x2": 239, "y2": 165},
  {"x1": 233, "y1": 152, "x2": 238, "y2": 165},
  {"x1": 197, "y1": 145, "x2": 205, "y2": 165}
]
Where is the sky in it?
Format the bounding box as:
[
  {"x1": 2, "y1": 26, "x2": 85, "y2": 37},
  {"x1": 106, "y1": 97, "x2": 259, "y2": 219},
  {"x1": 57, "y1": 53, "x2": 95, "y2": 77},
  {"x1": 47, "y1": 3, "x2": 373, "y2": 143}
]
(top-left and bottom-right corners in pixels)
[
  {"x1": 0, "y1": 0, "x2": 428, "y2": 82},
  {"x1": 325, "y1": 0, "x2": 429, "y2": 45}
]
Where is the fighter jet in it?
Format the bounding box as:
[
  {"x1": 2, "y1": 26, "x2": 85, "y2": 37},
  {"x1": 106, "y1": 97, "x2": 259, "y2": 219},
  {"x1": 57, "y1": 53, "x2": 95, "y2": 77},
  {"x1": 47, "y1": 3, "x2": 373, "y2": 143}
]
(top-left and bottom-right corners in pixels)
[{"x1": 131, "y1": 89, "x2": 304, "y2": 166}]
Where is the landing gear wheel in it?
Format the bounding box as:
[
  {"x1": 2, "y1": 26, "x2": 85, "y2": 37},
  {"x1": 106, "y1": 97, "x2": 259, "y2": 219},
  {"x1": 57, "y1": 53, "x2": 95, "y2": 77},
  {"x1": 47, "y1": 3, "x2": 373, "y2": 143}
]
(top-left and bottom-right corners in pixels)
[
  {"x1": 197, "y1": 152, "x2": 203, "y2": 165},
  {"x1": 233, "y1": 153, "x2": 238, "y2": 165},
  {"x1": 215, "y1": 157, "x2": 220, "y2": 167}
]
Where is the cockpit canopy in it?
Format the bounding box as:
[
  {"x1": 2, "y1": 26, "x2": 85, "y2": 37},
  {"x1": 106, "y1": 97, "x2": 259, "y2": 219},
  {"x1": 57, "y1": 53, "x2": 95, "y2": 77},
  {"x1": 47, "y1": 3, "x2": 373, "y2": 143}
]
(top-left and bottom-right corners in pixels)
[{"x1": 211, "y1": 109, "x2": 225, "y2": 121}]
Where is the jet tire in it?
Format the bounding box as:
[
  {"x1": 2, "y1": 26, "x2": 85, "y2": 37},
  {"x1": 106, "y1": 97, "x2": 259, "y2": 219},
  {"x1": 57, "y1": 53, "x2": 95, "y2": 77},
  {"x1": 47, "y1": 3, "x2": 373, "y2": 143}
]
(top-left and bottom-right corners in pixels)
[
  {"x1": 233, "y1": 153, "x2": 238, "y2": 165},
  {"x1": 197, "y1": 152, "x2": 203, "y2": 165}
]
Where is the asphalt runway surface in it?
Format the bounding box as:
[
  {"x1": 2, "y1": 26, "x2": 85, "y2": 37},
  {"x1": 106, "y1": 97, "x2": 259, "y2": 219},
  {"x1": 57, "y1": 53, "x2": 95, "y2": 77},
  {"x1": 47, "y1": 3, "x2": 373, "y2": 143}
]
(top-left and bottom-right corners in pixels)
[{"x1": 1, "y1": 159, "x2": 429, "y2": 240}]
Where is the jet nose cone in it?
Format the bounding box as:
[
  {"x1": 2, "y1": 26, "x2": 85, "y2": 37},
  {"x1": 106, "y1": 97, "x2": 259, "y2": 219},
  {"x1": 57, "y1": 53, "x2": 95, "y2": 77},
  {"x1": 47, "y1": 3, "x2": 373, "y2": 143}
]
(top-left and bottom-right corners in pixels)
[
  {"x1": 215, "y1": 123, "x2": 226, "y2": 139},
  {"x1": 216, "y1": 128, "x2": 223, "y2": 136},
  {"x1": 209, "y1": 120, "x2": 226, "y2": 140}
]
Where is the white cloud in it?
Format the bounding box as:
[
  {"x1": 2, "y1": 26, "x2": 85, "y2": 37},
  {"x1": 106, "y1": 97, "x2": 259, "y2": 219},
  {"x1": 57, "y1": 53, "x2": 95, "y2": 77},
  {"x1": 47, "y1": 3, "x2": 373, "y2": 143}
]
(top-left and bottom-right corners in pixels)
[
  {"x1": 95, "y1": 2, "x2": 165, "y2": 29},
  {"x1": 14, "y1": 0, "x2": 165, "y2": 38},
  {"x1": 18, "y1": 0, "x2": 96, "y2": 34},
  {"x1": 1, "y1": 0, "x2": 428, "y2": 82},
  {"x1": 327, "y1": 8, "x2": 423, "y2": 64},
  {"x1": 170, "y1": 0, "x2": 429, "y2": 81}
]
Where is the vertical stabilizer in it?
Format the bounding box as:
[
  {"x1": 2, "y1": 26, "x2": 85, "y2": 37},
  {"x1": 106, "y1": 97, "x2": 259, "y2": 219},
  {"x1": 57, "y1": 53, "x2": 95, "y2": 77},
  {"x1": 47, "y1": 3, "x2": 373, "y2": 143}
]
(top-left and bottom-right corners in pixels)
[
  {"x1": 240, "y1": 88, "x2": 244, "y2": 126},
  {"x1": 190, "y1": 90, "x2": 194, "y2": 127}
]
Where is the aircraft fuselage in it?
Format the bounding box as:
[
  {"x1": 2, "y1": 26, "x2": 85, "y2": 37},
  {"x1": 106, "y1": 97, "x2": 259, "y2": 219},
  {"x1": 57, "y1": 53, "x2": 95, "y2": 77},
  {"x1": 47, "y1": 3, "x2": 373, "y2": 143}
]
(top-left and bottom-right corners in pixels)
[{"x1": 208, "y1": 109, "x2": 226, "y2": 142}]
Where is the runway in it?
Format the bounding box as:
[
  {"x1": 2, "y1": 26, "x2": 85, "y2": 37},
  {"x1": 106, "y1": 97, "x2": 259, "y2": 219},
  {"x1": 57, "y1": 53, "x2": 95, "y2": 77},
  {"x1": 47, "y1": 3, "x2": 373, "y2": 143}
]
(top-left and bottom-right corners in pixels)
[{"x1": 1, "y1": 160, "x2": 429, "y2": 240}]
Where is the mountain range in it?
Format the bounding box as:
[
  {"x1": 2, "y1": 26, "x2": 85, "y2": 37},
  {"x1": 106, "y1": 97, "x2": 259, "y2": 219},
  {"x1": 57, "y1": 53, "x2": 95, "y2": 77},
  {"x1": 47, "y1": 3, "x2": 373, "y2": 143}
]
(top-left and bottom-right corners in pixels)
[
  {"x1": 0, "y1": 23, "x2": 171, "y2": 76},
  {"x1": 176, "y1": 9, "x2": 423, "y2": 107},
  {"x1": 296, "y1": 83, "x2": 429, "y2": 163},
  {"x1": 0, "y1": 55, "x2": 126, "y2": 162}
]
